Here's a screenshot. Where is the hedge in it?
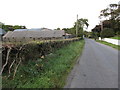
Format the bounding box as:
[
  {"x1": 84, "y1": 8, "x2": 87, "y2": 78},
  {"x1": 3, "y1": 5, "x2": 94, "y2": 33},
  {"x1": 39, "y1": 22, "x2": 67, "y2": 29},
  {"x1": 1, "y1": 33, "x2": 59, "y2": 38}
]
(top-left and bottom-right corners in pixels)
[
  {"x1": 1, "y1": 38, "x2": 81, "y2": 78},
  {"x1": 100, "y1": 28, "x2": 115, "y2": 38}
]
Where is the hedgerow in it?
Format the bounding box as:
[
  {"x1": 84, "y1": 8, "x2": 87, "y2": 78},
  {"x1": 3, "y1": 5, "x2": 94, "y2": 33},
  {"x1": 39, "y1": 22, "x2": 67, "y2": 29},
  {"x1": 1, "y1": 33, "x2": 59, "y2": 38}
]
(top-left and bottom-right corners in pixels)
[{"x1": 1, "y1": 38, "x2": 81, "y2": 78}]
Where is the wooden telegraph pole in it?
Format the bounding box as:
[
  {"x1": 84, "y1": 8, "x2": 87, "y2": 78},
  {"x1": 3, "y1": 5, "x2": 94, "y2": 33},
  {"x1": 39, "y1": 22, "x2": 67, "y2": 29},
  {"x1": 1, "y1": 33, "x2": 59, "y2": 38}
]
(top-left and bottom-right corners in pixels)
[
  {"x1": 100, "y1": 21, "x2": 103, "y2": 31},
  {"x1": 76, "y1": 14, "x2": 78, "y2": 37}
]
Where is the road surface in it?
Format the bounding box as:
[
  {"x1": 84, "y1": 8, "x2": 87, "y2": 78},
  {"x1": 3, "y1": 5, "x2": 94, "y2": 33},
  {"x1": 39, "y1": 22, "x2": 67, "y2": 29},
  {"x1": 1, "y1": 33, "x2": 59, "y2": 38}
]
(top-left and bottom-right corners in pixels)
[{"x1": 65, "y1": 39, "x2": 118, "y2": 88}]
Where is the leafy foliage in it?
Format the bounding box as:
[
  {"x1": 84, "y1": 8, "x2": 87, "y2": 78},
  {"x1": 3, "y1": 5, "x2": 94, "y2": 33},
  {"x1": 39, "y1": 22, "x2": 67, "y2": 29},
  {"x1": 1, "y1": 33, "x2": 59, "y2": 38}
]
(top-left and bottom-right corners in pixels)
[
  {"x1": 100, "y1": 28, "x2": 115, "y2": 38},
  {"x1": 99, "y1": 3, "x2": 120, "y2": 36},
  {"x1": 62, "y1": 18, "x2": 89, "y2": 37},
  {"x1": 2, "y1": 38, "x2": 81, "y2": 76},
  {"x1": 0, "y1": 22, "x2": 27, "y2": 32},
  {"x1": 99, "y1": 4, "x2": 119, "y2": 20},
  {"x1": 92, "y1": 25, "x2": 101, "y2": 37},
  {"x1": 110, "y1": 36, "x2": 120, "y2": 40},
  {"x1": 2, "y1": 39, "x2": 85, "y2": 88},
  {"x1": 92, "y1": 2, "x2": 120, "y2": 38}
]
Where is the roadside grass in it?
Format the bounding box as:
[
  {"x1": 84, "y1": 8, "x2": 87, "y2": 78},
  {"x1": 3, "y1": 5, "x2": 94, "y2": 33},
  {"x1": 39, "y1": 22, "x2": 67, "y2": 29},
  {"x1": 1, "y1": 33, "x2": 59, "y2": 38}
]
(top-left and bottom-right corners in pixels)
[
  {"x1": 2, "y1": 40, "x2": 85, "y2": 88},
  {"x1": 110, "y1": 36, "x2": 120, "y2": 40},
  {"x1": 96, "y1": 40, "x2": 120, "y2": 50}
]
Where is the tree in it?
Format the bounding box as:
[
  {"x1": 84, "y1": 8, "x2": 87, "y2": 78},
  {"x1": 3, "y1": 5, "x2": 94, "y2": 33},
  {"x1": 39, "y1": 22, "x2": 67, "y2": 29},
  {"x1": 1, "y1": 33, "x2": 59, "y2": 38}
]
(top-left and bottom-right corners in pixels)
[
  {"x1": 99, "y1": 3, "x2": 120, "y2": 36},
  {"x1": 0, "y1": 22, "x2": 27, "y2": 32},
  {"x1": 13, "y1": 25, "x2": 26, "y2": 30},
  {"x1": 2, "y1": 25, "x2": 14, "y2": 31},
  {"x1": 62, "y1": 28, "x2": 75, "y2": 36},
  {"x1": 74, "y1": 18, "x2": 89, "y2": 37},
  {"x1": 56, "y1": 28, "x2": 60, "y2": 30},
  {"x1": 100, "y1": 28, "x2": 115, "y2": 38},
  {"x1": 100, "y1": 4, "x2": 118, "y2": 20},
  {"x1": 92, "y1": 25, "x2": 101, "y2": 37},
  {"x1": 83, "y1": 31, "x2": 93, "y2": 38},
  {"x1": 99, "y1": 17, "x2": 120, "y2": 36},
  {"x1": 84, "y1": 31, "x2": 89, "y2": 37},
  {"x1": 61, "y1": 18, "x2": 89, "y2": 38}
]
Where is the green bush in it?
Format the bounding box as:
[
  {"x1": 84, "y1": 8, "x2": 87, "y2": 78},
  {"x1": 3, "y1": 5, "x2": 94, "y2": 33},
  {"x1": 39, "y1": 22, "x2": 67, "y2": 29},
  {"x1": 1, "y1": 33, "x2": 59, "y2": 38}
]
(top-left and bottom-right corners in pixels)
[
  {"x1": 116, "y1": 31, "x2": 120, "y2": 36},
  {"x1": 2, "y1": 38, "x2": 81, "y2": 74},
  {"x1": 100, "y1": 28, "x2": 115, "y2": 38},
  {"x1": 2, "y1": 39, "x2": 85, "y2": 88}
]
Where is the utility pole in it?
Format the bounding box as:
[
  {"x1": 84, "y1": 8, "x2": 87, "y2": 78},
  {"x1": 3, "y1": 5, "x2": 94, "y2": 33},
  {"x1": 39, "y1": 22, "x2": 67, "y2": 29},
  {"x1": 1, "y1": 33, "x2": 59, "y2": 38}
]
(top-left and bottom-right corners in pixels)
[
  {"x1": 100, "y1": 21, "x2": 103, "y2": 31},
  {"x1": 100, "y1": 20, "x2": 103, "y2": 40},
  {"x1": 76, "y1": 14, "x2": 78, "y2": 37}
]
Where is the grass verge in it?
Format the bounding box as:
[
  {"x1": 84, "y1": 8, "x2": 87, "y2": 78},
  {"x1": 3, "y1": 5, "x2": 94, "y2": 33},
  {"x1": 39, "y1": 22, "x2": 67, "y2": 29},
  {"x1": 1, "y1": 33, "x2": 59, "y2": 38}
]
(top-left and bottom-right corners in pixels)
[
  {"x1": 110, "y1": 36, "x2": 120, "y2": 40},
  {"x1": 2, "y1": 40, "x2": 85, "y2": 88},
  {"x1": 96, "y1": 40, "x2": 120, "y2": 50}
]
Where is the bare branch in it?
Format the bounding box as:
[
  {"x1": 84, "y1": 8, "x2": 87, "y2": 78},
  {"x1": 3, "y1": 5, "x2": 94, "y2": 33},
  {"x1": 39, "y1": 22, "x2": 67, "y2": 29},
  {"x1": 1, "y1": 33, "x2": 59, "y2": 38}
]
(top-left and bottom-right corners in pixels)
[
  {"x1": 8, "y1": 46, "x2": 23, "y2": 75},
  {"x1": 13, "y1": 57, "x2": 22, "y2": 79},
  {"x1": 0, "y1": 47, "x2": 11, "y2": 75}
]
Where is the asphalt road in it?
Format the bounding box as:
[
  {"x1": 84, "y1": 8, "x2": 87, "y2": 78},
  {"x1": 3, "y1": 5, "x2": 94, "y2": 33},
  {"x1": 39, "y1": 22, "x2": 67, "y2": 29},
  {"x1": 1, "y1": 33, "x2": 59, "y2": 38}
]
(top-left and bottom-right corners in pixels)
[{"x1": 64, "y1": 39, "x2": 118, "y2": 88}]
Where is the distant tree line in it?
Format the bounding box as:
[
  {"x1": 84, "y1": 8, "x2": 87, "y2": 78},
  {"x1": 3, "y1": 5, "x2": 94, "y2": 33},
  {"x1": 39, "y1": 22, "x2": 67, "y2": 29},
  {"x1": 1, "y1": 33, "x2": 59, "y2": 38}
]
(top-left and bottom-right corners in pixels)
[
  {"x1": 62, "y1": 18, "x2": 89, "y2": 37},
  {"x1": 0, "y1": 22, "x2": 27, "y2": 32},
  {"x1": 92, "y1": 2, "x2": 120, "y2": 39}
]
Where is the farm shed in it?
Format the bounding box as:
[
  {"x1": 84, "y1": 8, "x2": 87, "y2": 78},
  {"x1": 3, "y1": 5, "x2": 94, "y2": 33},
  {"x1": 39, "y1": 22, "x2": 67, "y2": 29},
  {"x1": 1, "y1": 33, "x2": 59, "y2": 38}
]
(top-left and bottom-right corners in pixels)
[
  {"x1": 14, "y1": 28, "x2": 53, "y2": 31},
  {"x1": 65, "y1": 33, "x2": 75, "y2": 39},
  {"x1": 3, "y1": 30, "x2": 65, "y2": 42}
]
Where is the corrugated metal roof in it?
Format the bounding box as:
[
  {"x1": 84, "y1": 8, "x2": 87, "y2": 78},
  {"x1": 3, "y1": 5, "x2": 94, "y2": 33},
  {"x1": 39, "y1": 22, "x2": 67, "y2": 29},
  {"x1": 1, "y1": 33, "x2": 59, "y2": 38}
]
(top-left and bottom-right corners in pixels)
[
  {"x1": 14, "y1": 28, "x2": 53, "y2": 31},
  {"x1": 3, "y1": 30, "x2": 65, "y2": 38},
  {"x1": 14, "y1": 29, "x2": 29, "y2": 31}
]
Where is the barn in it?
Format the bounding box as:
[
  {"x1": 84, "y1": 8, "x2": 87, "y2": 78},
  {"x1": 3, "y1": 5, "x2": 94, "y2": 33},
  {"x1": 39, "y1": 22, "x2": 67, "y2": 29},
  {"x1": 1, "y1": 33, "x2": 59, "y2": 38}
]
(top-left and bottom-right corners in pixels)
[{"x1": 3, "y1": 29, "x2": 65, "y2": 42}]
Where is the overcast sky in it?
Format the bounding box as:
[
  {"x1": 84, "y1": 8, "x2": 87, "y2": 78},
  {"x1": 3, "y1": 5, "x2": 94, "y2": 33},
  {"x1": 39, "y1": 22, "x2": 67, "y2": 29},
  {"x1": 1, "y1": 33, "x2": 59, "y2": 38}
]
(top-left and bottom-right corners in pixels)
[{"x1": 0, "y1": 0, "x2": 119, "y2": 31}]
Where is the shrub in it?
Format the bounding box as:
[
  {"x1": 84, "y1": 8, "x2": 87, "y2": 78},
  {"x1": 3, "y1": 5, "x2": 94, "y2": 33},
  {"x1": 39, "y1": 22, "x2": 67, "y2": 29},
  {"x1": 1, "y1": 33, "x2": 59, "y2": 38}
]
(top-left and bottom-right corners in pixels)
[
  {"x1": 1, "y1": 38, "x2": 81, "y2": 76},
  {"x1": 116, "y1": 31, "x2": 120, "y2": 36},
  {"x1": 100, "y1": 28, "x2": 115, "y2": 38},
  {"x1": 2, "y1": 39, "x2": 85, "y2": 88}
]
